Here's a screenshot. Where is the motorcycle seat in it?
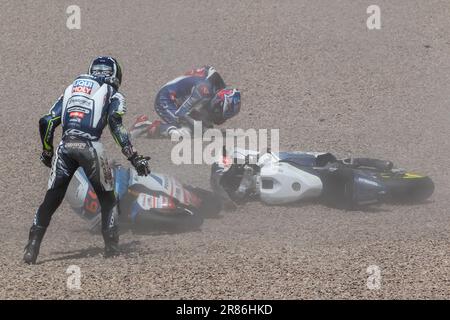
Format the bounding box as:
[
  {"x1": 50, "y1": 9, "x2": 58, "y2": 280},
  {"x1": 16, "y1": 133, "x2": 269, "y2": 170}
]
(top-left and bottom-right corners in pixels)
[{"x1": 278, "y1": 152, "x2": 337, "y2": 168}]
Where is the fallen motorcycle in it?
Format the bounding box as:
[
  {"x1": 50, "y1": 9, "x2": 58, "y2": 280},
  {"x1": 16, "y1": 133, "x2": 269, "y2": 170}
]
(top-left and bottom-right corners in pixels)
[
  {"x1": 211, "y1": 148, "x2": 434, "y2": 209},
  {"x1": 66, "y1": 162, "x2": 221, "y2": 232}
]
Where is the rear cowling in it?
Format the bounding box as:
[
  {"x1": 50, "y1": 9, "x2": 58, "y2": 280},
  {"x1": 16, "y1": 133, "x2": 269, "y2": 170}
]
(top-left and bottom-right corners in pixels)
[{"x1": 129, "y1": 170, "x2": 201, "y2": 209}]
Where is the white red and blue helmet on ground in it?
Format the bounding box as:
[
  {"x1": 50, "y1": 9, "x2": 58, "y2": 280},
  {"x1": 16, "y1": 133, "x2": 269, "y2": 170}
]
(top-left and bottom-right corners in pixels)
[{"x1": 209, "y1": 88, "x2": 241, "y2": 124}]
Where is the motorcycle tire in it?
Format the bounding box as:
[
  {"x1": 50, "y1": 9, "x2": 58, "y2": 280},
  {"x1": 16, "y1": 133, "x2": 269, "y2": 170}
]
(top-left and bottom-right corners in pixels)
[{"x1": 381, "y1": 173, "x2": 434, "y2": 203}]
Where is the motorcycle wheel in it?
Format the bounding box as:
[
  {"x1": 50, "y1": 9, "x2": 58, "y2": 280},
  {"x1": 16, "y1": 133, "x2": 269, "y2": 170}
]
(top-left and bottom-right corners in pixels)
[{"x1": 381, "y1": 173, "x2": 434, "y2": 203}]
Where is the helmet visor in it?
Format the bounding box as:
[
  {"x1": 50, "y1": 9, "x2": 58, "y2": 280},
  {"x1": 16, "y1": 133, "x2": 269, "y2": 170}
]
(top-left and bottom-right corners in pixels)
[{"x1": 91, "y1": 64, "x2": 113, "y2": 77}]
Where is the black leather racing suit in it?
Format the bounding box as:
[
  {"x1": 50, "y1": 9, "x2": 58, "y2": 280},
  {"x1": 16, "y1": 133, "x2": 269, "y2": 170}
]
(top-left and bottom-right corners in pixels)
[{"x1": 34, "y1": 74, "x2": 136, "y2": 238}]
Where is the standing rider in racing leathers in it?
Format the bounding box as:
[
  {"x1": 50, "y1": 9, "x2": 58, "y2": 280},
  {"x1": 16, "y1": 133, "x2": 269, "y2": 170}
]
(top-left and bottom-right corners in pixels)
[
  {"x1": 23, "y1": 56, "x2": 151, "y2": 264},
  {"x1": 130, "y1": 66, "x2": 241, "y2": 139}
]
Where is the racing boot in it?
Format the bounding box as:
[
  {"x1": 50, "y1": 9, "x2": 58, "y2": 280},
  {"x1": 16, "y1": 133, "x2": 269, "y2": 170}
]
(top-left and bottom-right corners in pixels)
[
  {"x1": 147, "y1": 120, "x2": 162, "y2": 138},
  {"x1": 130, "y1": 115, "x2": 152, "y2": 139},
  {"x1": 102, "y1": 226, "x2": 120, "y2": 258},
  {"x1": 23, "y1": 225, "x2": 47, "y2": 265}
]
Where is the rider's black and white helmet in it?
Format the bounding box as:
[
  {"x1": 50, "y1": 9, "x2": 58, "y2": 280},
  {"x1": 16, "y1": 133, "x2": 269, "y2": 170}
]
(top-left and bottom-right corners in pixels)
[{"x1": 88, "y1": 56, "x2": 122, "y2": 90}]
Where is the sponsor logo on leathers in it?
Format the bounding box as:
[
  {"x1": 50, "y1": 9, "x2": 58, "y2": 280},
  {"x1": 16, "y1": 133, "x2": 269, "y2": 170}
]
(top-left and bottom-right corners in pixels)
[
  {"x1": 64, "y1": 129, "x2": 98, "y2": 140},
  {"x1": 72, "y1": 79, "x2": 94, "y2": 95},
  {"x1": 65, "y1": 142, "x2": 87, "y2": 149}
]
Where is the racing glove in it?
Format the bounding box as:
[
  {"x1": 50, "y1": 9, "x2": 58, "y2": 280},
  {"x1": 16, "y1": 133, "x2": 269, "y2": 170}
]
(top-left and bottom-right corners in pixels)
[
  {"x1": 40, "y1": 150, "x2": 53, "y2": 168},
  {"x1": 128, "y1": 152, "x2": 151, "y2": 176}
]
